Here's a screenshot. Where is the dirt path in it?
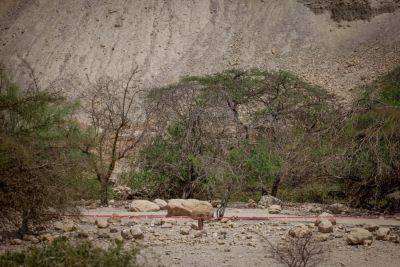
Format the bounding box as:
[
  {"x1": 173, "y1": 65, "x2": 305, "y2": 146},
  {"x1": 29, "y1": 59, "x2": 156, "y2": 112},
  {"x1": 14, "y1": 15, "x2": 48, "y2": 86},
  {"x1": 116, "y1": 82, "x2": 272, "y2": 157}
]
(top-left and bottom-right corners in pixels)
[{"x1": 83, "y1": 207, "x2": 400, "y2": 227}]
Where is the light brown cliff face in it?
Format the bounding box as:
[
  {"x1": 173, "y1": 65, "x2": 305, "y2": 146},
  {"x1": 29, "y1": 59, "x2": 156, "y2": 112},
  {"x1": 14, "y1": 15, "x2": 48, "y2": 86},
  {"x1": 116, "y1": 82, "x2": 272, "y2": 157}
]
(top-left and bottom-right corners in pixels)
[{"x1": 0, "y1": 0, "x2": 399, "y2": 100}]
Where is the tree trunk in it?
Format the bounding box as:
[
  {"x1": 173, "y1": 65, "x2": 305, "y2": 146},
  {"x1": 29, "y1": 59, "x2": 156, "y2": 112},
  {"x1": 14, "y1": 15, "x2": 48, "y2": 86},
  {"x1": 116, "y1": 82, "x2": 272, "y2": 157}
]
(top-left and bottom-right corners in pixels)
[
  {"x1": 271, "y1": 174, "x2": 281, "y2": 197},
  {"x1": 100, "y1": 178, "x2": 109, "y2": 206}
]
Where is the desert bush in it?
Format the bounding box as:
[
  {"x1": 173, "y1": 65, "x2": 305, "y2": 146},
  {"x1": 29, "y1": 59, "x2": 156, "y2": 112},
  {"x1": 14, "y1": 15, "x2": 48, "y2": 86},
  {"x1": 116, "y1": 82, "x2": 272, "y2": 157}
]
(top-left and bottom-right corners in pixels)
[
  {"x1": 0, "y1": 238, "x2": 138, "y2": 267},
  {"x1": 80, "y1": 67, "x2": 150, "y2": 206},
  {"x1": 128, "y1": 69, "x2": 340, "y2": 200},
  {"x1": 0, "y1": 70, "x2": 88, "y2": 236},
  {"x1": 254, "y1": 232, "x2": 325, "y2": 267},
  {"x1": 339, "y1": 66, "x2": 400, "y2": 209}
]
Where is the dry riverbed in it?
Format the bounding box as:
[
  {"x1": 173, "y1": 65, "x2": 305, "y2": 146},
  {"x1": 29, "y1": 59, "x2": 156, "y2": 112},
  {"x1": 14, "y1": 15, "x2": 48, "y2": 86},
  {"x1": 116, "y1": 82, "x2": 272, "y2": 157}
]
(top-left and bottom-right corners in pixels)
[{"x1": 1, "y1": 201, "x2": 400, "y2": 267}]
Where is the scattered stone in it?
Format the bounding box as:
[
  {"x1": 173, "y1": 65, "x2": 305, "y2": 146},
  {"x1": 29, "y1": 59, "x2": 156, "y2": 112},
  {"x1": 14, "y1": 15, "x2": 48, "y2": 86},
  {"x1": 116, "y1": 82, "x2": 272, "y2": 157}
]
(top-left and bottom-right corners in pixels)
[
  {"x1": 289, "y1": 224, "x2": 312, "y2": 238},
  {"x1": 76, "y1": 230, "x2": 90, "y2": 238},
  {"x1": 180, "y1": 227, "x2": 190, "y2": 235},
  {"x1": 161, "y1": 223, "x2": 173, "y2": 229},
  {"x1": 268, "y1": 205, "x2": 282, "y2": 214},
  {"x1": 304, "y1": 204, "x2": 323, "y2": 214},
  {"x1": 315, "y1": 233, "x2": 330, "y2": 242},
  {"x1": 333, "y1": 232, "x2": 343, "y2": 238},
  {"x1": 10, "y1": 239, "x2": 22, "y2": 245},
  {"x1": 40, "y1": 234, "x2": 58, "y2": 243},
  {"x1": 386, "y1": 191, "x2": 400, "y2": 212},
  {"x1": 166, "y1": 199, "x2": 214, "y2": 217},
  {"x1": 346, "y1": 228, "x2": 373, "y2": 245},
  {"x1": 129, "y1": 200, "x2": 161, "y2": 212},
  {"x1": 153, "y1": 199, "x2": 168, "y2": 210},
  {"x1": 54, "y1": 221, "x2": 75, "y2": 232},
  {"x1": 217, "y1": 240, "x2": 225, "y2": 245},
  {"x1": 193, "y1": 230, "x2": 206, "y2": 238},
  {"x1": 109, "y1": 227, "x2": 118, "y2": 233},
  {"x1": 258, "y1": 195, "x2": 282, "y2": 207},
  {"x1": 328, "y1": 203, "x2": 346, "y2": 214},
  {"x1": 315, "y1": 212, "x2": 336, "y2": 226},
  {"x1": 23, "y1": 235, "x2": 39, "y2": 243},
  {"x1": 364, "y1": 224, "x2": 379, "y2": 232},
  {"x1": 98, "y1": 231, "x2": 110, "y2": 239},
  {"x1": 95, "y1": 219, "x2": 109, "y2": 229},
  {"x1": 220, "y1": 218, "x2": 230, "y2": 223},
  {"x1": 121, "y1": 229, "x2": 132, "y2": 240},
  {"x1": 247, "y1": 199, "x2": 257, "y2": 208},
  {"x1": 318, "y1": 220, "x2": 333, "y2": 233},
  {"x1": 130, "y1": 226, "x2": 144, "y2": 239},
  {"x1": 389, "y1": 234, "x2": 400, "y2": 243},
  {"x1": 375, "y1": 227, "x2": 391, "y2": 240},
  {"x1": 364, "y1": 239, "x2": 373, "y2": 246},
  {"x1": 107, "y1": 216, "x2": 122, "y2": 224}
]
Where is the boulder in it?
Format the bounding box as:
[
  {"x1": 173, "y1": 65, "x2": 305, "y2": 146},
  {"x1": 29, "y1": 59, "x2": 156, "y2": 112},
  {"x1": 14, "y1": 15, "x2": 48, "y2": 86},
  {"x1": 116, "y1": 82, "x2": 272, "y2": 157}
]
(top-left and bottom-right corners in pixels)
[
  {"x1": 153, "y1": 199, "x2": 168, "y2": 210},
  {"x1": 166, "y1": 199, "x2": 214, "y2": 217},
  {"x1": 121, "y1": 229, "x2": 132, "y2": 240},
  {"x1": 130, "y1": 226, "x2": 144, "y2": 239},
  {"x1": 180, "y1": 227, "x2": 191, "y2": 235},
  {"x1": 375, "y1": 227, "x2": 391, "y2": 240},
  {"x1": 54, "y1": 221, "x2": 75, "y2": 232},
  {"x1": 386, "y1": 191, "x2": 400, "y2": 212},
  {"x1": 95, "y1": 219, "x2": 109, "y2": 229},
  {"x1": 247, "y1": 199, "x2": 257, "y2": 208},
  {"x1": 303, "y1": 204, "x2": 323, "y2": 213},
  {"x1": 289, "y1": 224, "x2": 312, "y2": 238},
  {"x1": 129, "y1": 200, "x2": 161, "y2": 212},
  {"x1": 318, "y1": 220, "x2": 333, "y2": 233},
  {"x1": 346, "y1": 228, "x2": 373, "y2": 245},
  {"x1": 315, "y1": 212, "x2": 336, "y2": 226},
  {"x1": 315, "y1": 233, "x2": 330, "y2": 242},
  {"x1": 268, "y1": 205, "x2": 282, "y2": 214},
  {"x1": 258, "y1": 195, "x2": 282, "y2": 207}
]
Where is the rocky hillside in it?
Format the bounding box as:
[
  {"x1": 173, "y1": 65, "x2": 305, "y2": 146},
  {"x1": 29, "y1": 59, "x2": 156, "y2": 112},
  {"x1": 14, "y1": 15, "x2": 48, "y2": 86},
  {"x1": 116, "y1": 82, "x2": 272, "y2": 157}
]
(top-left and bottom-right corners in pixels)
[{"x1": 0, "y1": 0, "x2": 399, "y2": 99}]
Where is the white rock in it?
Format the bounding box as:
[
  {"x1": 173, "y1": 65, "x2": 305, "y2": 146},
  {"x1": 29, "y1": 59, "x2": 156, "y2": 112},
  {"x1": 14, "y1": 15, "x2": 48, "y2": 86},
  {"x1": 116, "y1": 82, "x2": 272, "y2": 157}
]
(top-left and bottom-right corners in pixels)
[
  {"x1": 346, "y1": 228, "x2": 373, "y2": 245},
  {"x1": 153, "y1": 199, "x2": 168, "y2": 210},
  {"x1": 95, "y1": 219, "x2": 109, "y2": 229},
  {"x1": 130, "y1": 226, "x2": 144, "y2": 239},
  {"x1": 315, "y1": 233, "x2": 330, "y2": 242},
  {"x1": 268, "y1": 205, "x2": 282, "y2": 214},
  {"x1": 129, "y1": 200, "x2": 161, "y2": 212},
  {"x1": 121, "y1": 229, "x2": 132, "y2": 240},
  {"x1": 289, "y1": 224, "x2": 312, "y2": 238},
  {"x1": 318, "y1": 220, "x2": 333, "y2": 233},
  {"x1": 166, "y1": 199, "x2": 214, "y2": 217},
  {"x1": 54, "y1": 221, "x2": 75, "y2": 232},
  {"x1": 375, "y1": 227, "x2": 391, "y2": 240},
  {"x1": 180, "y1": 227, "x2": 190, "y2": 235},
  {"x1": 315, "y1": 212, "x2": 336, "y2": 225}
]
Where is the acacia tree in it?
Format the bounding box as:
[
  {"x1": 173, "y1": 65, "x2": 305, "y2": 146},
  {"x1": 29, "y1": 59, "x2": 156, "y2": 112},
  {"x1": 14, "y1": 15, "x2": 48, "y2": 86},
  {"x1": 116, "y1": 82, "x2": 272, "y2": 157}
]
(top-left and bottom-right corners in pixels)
[
  {"x1": 138, "y1": 69, "x2": 339, "y2": 200},
  {"x1": 0, "y1": 68, "x2": 86, "y2": 237},
  {"x1": 82, "y1": 68, "x2": 149, "y2": 206}
]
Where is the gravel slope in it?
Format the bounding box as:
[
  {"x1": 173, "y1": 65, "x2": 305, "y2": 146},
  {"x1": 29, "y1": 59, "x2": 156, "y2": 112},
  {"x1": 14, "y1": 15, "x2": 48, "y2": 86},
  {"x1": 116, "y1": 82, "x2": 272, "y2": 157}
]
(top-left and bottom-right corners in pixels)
[{"x1": 0, "y1": 0, "x2": 399, "y2": 100}]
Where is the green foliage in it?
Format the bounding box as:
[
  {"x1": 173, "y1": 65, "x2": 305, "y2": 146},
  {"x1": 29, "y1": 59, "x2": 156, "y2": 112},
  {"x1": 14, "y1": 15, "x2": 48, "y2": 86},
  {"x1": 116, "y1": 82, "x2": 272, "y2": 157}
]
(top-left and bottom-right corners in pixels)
[
  {"x1": 0, "y1": 238, "x2": 138, "y2": 267},
  {"x1": 133, "y1": 68, "x2": 340, "y2": 200},
  {"x1": 340, "y1": 66, "x2": 400, "y2": 209},
  {"x1": 0, "y1": 71, "x2": 89, "y2": 234},
  {"x1": 228, "y1": 141, "x2": 281, "y2": 192}
]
